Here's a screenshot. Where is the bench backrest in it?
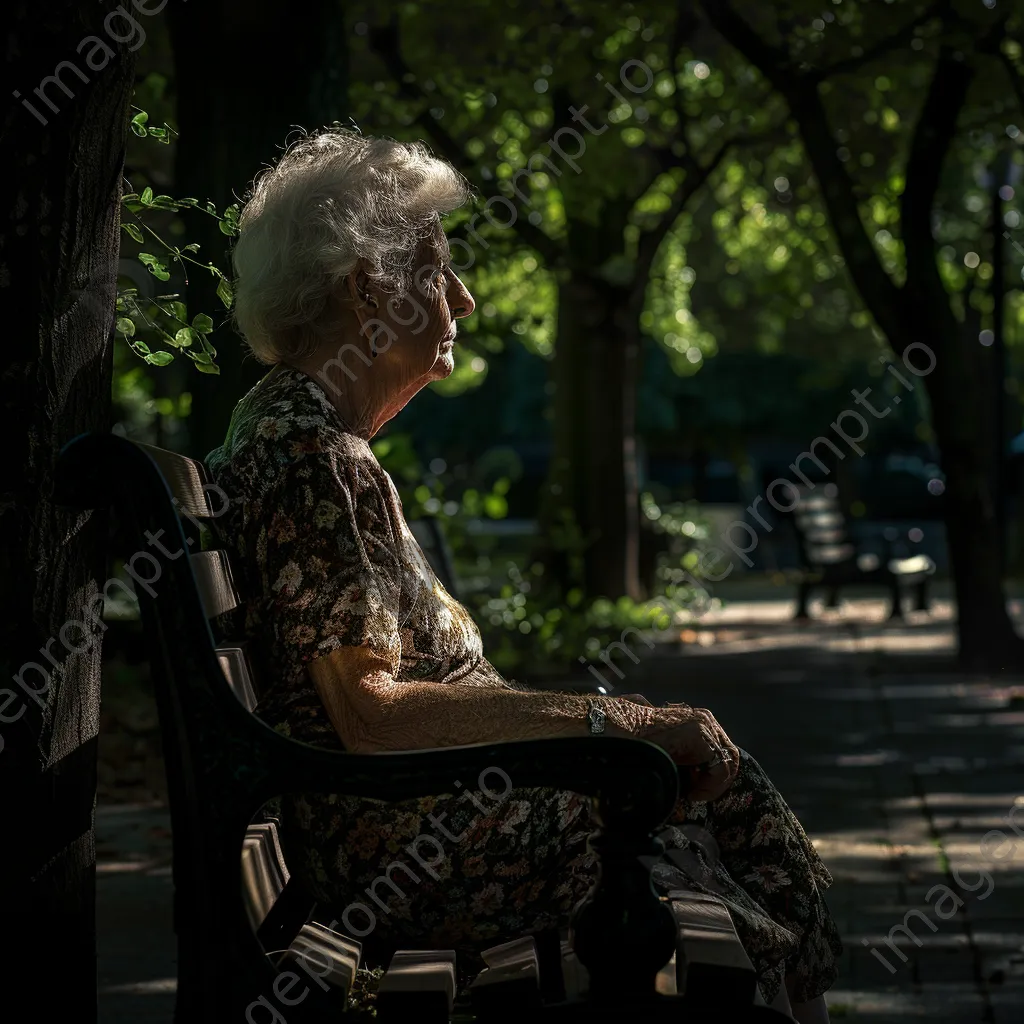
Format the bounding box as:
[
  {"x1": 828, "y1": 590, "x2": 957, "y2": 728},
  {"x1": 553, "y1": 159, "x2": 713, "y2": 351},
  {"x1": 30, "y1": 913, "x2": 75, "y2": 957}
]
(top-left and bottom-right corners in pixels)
[
  {"x1": 791, "y1": 488, "x2": 856, "y2": 567},
  {"x1": 55, "y1": 432, "x2": 684, "y2": 1019},
  {"x1": 133, "y1": 442, "x2": 259, "y2": 711},
  {"x1": 135, "y1": 442, "x2": 462, "y2": 679}
]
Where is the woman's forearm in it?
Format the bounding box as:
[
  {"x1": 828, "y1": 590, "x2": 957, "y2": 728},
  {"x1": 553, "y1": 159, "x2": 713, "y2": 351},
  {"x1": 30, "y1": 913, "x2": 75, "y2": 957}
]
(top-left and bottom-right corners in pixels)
[{"x1": 308, "y1": 648, "x2": 678, "y2": 753}]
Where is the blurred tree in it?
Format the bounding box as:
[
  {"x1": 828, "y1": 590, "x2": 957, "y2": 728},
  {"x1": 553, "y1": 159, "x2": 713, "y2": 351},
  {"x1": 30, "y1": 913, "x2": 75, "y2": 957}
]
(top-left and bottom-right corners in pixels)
[
  {"x1": 0, "y1": 1, "x2": 135, "y2": 1015},
  {"x1": 701, "y1": 0, "x2": 1024, "y2": 668},
  {"x1": 352, "y1": 0, "x2": 784, "y2": 598}
]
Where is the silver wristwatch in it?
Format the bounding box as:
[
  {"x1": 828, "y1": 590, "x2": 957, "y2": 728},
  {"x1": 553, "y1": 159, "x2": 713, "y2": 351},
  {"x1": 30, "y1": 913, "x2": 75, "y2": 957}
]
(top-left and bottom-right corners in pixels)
[{"x1": 586, "y1": 702, "x2": 607, "y2": 735}]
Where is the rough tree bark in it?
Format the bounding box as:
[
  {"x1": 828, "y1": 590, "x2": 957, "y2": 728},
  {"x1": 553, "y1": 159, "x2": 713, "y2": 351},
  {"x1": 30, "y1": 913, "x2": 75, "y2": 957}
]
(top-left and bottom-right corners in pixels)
[
  {"x1": 167, "y1": 0, "x2": 349, "y2": 461},
  {"x1": 702, "y1": 1, "x2": 1024, "y2": 669},
  {"x1": 0, "y1": 2, "x2": 135, "y2": 1014}
]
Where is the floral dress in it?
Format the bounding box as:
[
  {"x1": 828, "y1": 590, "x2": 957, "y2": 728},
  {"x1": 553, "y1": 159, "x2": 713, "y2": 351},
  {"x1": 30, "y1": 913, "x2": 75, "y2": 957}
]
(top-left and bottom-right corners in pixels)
[{"x1": 206, "y1": 366, "x2": 842, "y2": 1004}]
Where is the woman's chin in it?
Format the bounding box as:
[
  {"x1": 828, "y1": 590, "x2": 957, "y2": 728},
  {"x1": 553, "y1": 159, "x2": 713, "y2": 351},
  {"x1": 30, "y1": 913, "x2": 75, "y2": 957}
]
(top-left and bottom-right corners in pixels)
[{"x1": 431, "y1": 349, "x2": 455, "y2": 378}]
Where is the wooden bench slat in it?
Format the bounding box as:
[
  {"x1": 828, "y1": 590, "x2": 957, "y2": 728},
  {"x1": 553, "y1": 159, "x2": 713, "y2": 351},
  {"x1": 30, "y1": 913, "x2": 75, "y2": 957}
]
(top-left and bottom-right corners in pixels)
[
  {"x1": 377, "y1": 949, "x2": 456, "y2": 1022},
  {"x1": 241, "y1": 825, "x2": 287, "y2": 931},
  {"x1": 191, "y1": 549, "x2": 241, "y2": 619},
  {"x1": 280, "y1": 923, "x2": 361, "y2": 993},
  {"x1": 471, "y1": 937, "x2": 541, "y2": 1018},
  {"x1": 669, "y1": 892, "x2": 758, "y2": 1005},
  {"x1": 134, "y1": 441, "x2": 211, "y2": 518},
  {"x1": 247, "y1": 822, "x2": 290, "y2": 885},
  {"x1": 481, "y1": 935, "x2": 538, "y2": 970},
  {"x1": 216, "y1": 645, "x2": 258, "y2": 711}
]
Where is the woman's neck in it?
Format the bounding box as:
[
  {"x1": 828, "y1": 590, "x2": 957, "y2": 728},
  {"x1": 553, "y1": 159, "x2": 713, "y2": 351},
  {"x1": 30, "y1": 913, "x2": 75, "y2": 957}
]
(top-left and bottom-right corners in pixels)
[{"x1": 285, "y1": 351, "x2": 394, "y2": 439}]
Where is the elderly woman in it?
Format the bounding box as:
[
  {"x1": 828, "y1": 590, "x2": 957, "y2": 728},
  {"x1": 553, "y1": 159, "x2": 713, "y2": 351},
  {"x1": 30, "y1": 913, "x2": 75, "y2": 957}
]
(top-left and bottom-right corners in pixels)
[{"x1": 207, "y1": 129, "x2": 841, "y2": 1022}]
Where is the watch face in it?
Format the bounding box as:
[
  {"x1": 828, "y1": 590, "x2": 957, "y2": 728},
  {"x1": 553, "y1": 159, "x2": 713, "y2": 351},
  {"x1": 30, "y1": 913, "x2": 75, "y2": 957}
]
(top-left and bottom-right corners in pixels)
[{"x1": 589, "y1": 705, "x2": 606, "y2": 733}]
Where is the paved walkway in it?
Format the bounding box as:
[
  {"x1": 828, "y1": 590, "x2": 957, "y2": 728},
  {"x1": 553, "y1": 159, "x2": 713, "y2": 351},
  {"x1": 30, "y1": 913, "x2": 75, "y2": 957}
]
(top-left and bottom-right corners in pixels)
[
  {"x1": 648, "y1": 590, "x2": 1024, "y2": 1023},
  {"x1": 95, "y1": 589, "x2": 1024, "y2": 1022}
]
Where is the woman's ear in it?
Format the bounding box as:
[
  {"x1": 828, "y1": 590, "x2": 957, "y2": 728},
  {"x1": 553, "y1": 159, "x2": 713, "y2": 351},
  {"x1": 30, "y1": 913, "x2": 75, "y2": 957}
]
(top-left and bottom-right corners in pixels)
[{"x1": 343, "y1": 267, "x2": 368, "y2": 308}]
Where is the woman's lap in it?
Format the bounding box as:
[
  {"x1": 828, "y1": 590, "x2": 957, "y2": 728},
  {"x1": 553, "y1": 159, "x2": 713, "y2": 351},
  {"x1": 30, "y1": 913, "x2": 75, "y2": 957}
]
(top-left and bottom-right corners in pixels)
[
  {"x1": 279, "y1": 749, "x2": 841, "y2": 1002},
  {"x1": 661, "y1": 750, "x2": 843, "y2": 1002}
]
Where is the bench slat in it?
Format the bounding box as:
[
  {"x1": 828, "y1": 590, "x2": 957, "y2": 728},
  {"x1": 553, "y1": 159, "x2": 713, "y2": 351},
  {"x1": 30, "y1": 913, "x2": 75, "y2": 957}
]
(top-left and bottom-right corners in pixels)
[
  {"x1": 471, "y1": 937, "x2": 541, "y2": 1018},
  {"x1": 669, "y1": 892, "x2": 758, "y2": 1005},
  {"x1": 217, "y1": 645, "x2": 258, "y2": 711},
  {"x1": 377, "y1": 949, "x2": 456, "y2": 1023},
  {"x1": 280, "y1": 923, "x2": 361, "y2": 994},
  {"x1": 241, "y1": 824, "x2": 287, "y2": 931},
  {"x1": 134, "y1": 441, "x2": 212, "y2": 518},
  {"x1": 191, "y1": 549, "x2": 241, "y2": 619}
]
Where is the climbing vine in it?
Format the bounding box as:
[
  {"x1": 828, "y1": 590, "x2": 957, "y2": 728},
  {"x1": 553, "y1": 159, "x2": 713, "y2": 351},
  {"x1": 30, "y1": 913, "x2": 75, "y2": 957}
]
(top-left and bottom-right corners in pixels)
[{"x1": 116, "y1": 106, "x2": 239, "y2": 374}]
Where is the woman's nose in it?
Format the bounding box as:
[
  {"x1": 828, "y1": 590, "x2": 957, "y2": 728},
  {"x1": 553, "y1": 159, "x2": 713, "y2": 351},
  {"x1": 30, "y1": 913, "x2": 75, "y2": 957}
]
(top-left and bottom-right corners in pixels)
[{"x1": 448, "y1": 275, "x2": 475, "y2": 319}]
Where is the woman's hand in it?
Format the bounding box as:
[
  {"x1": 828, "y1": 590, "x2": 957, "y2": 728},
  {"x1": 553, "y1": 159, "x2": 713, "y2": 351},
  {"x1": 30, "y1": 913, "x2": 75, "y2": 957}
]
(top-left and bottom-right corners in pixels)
[{"x1": 640, "y1": 707, "x2": 740, "y2": 802}]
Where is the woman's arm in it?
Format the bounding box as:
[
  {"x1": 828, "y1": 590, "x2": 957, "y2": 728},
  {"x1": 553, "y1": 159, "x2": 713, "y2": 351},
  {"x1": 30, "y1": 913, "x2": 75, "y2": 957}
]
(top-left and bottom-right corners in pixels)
[{"x1": 309, "y1": 646, "x2": 683, "y2": 753}]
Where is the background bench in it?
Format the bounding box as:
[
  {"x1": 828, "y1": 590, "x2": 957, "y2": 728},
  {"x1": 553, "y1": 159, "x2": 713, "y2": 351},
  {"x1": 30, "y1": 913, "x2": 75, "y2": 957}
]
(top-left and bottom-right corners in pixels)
[{"x1": 792, "y1": 487, "x2": 935, "y2": 620}]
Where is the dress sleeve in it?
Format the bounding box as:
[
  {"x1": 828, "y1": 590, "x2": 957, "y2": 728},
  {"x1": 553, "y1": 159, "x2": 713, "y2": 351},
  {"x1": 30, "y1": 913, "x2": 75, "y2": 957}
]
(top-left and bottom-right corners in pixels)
[{"x1": 257, "y1": 445, "x2": 403, "y2": 674}]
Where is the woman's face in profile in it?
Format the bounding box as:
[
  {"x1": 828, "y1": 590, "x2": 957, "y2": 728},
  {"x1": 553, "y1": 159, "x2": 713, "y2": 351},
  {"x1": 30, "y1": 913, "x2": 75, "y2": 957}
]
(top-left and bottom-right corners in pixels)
[{"x1": 373, "y1": 229, "x2": 475, "y2": 386}]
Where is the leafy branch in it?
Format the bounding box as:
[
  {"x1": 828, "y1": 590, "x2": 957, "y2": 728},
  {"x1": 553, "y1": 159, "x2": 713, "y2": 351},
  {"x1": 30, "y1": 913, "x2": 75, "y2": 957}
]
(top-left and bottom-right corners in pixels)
[{"x1": 117, "y1": 107, "x2": 239, "y2": 373}]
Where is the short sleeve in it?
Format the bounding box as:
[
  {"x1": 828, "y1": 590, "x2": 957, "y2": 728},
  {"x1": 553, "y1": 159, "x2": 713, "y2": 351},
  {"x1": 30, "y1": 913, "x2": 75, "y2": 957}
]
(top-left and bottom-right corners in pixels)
[{"x1": 256, "y1": 444, "x2": 403, "y2": 674}]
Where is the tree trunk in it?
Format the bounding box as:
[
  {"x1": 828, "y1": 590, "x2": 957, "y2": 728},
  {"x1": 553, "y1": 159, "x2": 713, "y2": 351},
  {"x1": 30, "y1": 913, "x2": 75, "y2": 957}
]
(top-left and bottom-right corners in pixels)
[
  {"x1": 0, "y1": 3, "x2": 135, "y2": 1013},
  {"x1": 542, "y1": 271, "x2": 641, "y2": 599},
  {"x1": 699, "y1": 1, "x2": 1024, "y2": 670},
  {"x1": 919, "y1": 313, "x2": 1021, "y2": 668},
  {"x1": 167, "y1": 0, "x2": 349, "y2": 459}
]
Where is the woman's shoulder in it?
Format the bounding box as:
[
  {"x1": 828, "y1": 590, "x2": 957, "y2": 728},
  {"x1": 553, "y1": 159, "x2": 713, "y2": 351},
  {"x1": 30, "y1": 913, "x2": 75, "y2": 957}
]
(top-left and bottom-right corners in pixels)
[{"x1": 207, "y1": 366, "x2": 379, "y2": 491}]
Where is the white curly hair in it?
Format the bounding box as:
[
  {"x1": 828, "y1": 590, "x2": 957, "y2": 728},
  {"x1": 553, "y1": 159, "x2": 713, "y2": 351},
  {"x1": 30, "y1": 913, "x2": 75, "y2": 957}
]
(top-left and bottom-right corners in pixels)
[{"x1": 231, "y1": 127, "x2": 473, "y2": 364}]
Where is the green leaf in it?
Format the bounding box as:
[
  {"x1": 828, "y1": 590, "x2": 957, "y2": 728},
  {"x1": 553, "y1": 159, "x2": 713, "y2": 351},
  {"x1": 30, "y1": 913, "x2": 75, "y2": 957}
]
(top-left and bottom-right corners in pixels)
[
  {"x1": 174, "y1": 327, "x2": 197, "y2": 348},
  {"x1": 116, "y1": 317, "x2": 136, "y2": 337},
  {"x1": 218, "y1": 219, "x2": 236, "y2": 236},
  {"x1": 138, "y1": 252, "x2": 171, "y2": 281},
  {"x1": 145, "y1": 350, "x2": 174, "y2": 366},
  {"x1": 130, "y1": 112, "x2": 149, "y2": 137},
  {"x1": 169, "y1": 300, "x2": 187, "y2": 321},
  {"x1": 140, "y1": 186, "x2": 154, "y2": 205},
  {"x1": 148, "y1": 126, "x2": 167, "y2": 139},
  {"x1": 195, "y1": 361, "x2": 220, "y2": 375},
  {"x1": 216, "y1": 278, "x2": 234, "y2": 308},
  {"x1": 121, "y1": 223, "x2": 144, "y2": 243},
  {"x1": 131, "y1": 340, "x2": 150, "y2": 355},
  {"x1": 191, "y1": 350, "x2": 213, "y2": 365},
  {"x1": 181, "y1": 243, "x2": 201, "y2": 254},
  {"x1": 192, "y1": 313, "x2": 214, "y2": 334}
]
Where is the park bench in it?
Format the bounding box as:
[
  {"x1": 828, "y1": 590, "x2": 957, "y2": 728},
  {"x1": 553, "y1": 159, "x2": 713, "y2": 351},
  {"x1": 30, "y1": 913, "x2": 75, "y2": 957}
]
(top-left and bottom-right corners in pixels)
[
  {"x1": 791, "y1": 486, "x2": 935, "y2": 621},
  {"x1": 56, "y1": 432, "x2": 791, "y2": 1023}
]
